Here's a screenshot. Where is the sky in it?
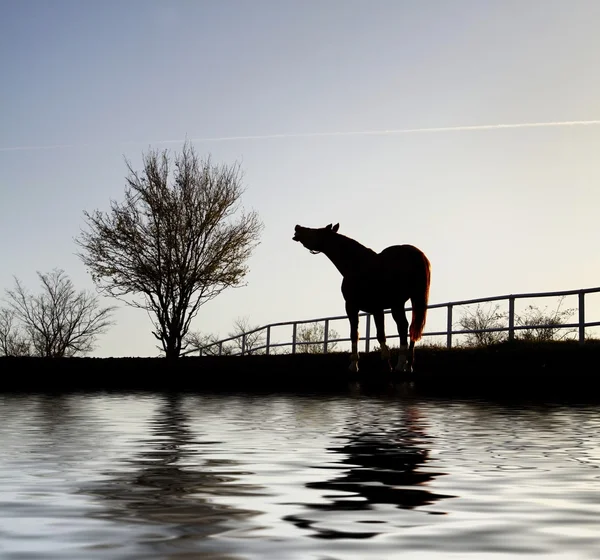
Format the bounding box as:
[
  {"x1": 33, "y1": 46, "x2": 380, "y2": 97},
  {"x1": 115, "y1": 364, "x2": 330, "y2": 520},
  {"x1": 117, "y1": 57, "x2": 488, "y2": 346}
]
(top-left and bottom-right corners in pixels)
[{"x1": 2, "y1": 0, "x2": 600, "y2": 356}]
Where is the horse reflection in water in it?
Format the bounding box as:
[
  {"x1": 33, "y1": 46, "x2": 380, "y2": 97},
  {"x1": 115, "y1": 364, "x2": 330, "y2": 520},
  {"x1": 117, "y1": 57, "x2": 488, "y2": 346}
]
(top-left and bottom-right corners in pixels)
[
  {"x1": 82, "y1": 395, "x2": 262, "y2": 542},
  {"x1": 284, "y1": 404, "x2": 453, "y2": 540}
]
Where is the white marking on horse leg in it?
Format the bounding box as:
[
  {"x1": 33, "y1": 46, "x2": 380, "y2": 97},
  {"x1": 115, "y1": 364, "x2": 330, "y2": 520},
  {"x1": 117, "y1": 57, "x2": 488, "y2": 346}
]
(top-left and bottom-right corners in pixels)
[
  {"x1": 380, "y1": 342, "x2": 390, "y2": 360},
  {"x1": 395, "y1": 344, "x2": 408, "y2": 372}
]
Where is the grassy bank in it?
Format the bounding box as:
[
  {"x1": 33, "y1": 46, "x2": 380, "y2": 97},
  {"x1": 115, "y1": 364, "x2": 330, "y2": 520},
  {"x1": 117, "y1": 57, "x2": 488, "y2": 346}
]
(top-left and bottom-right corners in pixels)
[{"x1": 1, "y1": 340, "x2": 600, "y2": 399}]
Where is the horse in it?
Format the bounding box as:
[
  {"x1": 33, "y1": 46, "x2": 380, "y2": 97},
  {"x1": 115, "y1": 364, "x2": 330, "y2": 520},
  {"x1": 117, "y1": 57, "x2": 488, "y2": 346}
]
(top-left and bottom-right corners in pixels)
[{"x1": 293, "y1": 223, "x2": 431, "y2": 373}]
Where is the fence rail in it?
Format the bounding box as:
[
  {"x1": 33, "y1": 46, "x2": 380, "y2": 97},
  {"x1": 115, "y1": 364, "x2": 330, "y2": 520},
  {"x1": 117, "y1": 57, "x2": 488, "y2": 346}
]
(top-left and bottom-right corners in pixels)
[{"x1": 198, "y1": 286, "x2": 600, "y2": 356}]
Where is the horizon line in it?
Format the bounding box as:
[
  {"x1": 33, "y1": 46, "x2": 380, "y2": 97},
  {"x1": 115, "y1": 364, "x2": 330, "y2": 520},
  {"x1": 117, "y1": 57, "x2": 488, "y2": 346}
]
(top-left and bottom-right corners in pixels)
[{"x1": 2, "y1": 119, "x2": 600, "y2": 152}]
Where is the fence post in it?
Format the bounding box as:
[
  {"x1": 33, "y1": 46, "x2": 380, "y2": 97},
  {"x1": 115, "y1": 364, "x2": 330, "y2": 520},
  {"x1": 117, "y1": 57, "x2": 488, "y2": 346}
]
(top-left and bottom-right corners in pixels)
[
  {"x1": 579, "y1": 291, "x2": 585, "y2": 344},
  {"x1": 292, "y1": 322, "x2": 297, "y2": 354},
  {"x1": 241, "y1": 333, "x2": 246, "y2": 356},
  {"x1": 446, "y1": 304, "x2": 453, "y2": 348},
  {"x1": 323, "y1": 319, "x2": 329, "y2": 353},
  {"x1": 365, "y1": 314, "x2": 371, "y2": 353},
  {"x1": 508, "y1": 297, "x2": 515, "y2": 342},
  {"x1": 219, "y1": 342, "x2": 223, "y2": 356},
  {"x1": 266, "y1": 326, "x2": 271, "y2": 355}
]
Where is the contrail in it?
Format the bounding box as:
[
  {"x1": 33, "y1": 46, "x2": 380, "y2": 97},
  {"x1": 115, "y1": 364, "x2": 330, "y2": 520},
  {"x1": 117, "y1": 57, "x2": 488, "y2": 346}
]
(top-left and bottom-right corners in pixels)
[
  {"x1": 2, "y1": 120, "x2": 600, "y2": 152},
  {"x1": 186, "y1": 119, "x2": 600, "y2": 142}
]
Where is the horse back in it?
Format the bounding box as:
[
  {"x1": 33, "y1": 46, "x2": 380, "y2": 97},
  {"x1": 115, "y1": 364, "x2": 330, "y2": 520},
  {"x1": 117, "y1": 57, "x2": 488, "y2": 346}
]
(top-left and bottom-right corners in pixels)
[
  {"x1": 378, "y1": 244, "x2": 426, "y2": 264},
  {"x1": 377, "y1": 244, "x2": 429, "y2": 284},
  {"x1": 341, "y1": 244, "x2": 429, "y2": 310}
]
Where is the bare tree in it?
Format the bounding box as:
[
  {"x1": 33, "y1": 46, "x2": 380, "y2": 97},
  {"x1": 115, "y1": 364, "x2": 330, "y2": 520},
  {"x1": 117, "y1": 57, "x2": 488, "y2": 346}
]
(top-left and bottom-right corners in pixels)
[
  {"x1": 227, "y1": 316, "x2": 265, "y2": 355},
  {"x1": 4, "y1": 269, "x2": 114, "y2": 357},
  {"x1": 457, "y1": 303, "x2": 507, "y2": 347},
  {"x1": 0, "y1": 307, "x2": 31, "y2": 356},
  {"x1": 297, "y1": 322, "x2": 339, "y2": 353},
  {"x1": 76, "y1": 142, "x2": 263, "y2": 358}
]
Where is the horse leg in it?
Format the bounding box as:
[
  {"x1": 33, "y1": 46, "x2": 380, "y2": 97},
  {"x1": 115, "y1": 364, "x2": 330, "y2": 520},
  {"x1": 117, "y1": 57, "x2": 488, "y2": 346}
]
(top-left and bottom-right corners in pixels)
[
  {"x1": 391, "y1": 306, "x2": 411, "y2": 372},
  {"x1": 346, "y1": 303, "x2": 360, "y2": 373},
  {"x1": 407, "y1": 339, "x2": 415, "y2": 372},
  {"x1": 373, "y1": 310, "x2": 392, "y2": 371}
]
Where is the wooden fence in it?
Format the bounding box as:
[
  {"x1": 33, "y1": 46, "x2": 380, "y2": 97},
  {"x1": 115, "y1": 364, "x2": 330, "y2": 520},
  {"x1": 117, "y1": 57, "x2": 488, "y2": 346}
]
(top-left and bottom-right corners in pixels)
[{"x1": 198, "y1": 286, "x2": 600, "y2": 356}]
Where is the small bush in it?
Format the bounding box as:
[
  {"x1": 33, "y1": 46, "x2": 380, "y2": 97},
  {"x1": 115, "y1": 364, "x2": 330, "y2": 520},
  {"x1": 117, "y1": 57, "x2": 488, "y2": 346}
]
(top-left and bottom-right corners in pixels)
[
  {"x1": 457, "y1": 297, "x2": 577, "y2": 347},
  {"x1": 516, "y1": 297, "x2": 576, "y2": 342},
  {"x1": 296, "y1": 322, "x2": 339, "y2": 354},
  {"x1": 457, "y1": 304, "x2": 507, "y2": 347}
]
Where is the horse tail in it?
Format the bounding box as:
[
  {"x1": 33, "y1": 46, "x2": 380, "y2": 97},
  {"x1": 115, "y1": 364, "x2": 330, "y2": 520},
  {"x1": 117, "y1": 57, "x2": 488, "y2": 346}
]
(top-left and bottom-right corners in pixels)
[{"x1": 409, "y1": 252, "x2": 431, "y2": 342}]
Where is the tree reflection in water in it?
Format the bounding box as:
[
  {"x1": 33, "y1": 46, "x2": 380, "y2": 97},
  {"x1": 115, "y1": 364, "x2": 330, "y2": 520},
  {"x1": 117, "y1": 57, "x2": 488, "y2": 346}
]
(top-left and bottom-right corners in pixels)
[
  {"x1": 83, "y1": 395, "x2": 263, "y2": 543},
  {"x1": 284, "y1": 404, "x2": 454, "y2": 540}
]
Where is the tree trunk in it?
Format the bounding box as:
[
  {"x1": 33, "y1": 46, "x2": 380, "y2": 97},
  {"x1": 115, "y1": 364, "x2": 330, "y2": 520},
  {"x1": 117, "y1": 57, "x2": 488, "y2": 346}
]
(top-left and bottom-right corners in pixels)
[
  {"x1": 164, "y1": 345, "x2": 180, "y2": 359},
  {"x1": 164, "y1": 331, "x2": 182, "y2": 359}
]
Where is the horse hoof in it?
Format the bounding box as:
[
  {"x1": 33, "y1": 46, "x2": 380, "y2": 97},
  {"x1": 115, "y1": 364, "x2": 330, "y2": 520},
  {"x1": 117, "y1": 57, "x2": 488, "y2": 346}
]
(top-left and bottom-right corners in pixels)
[{"x1": 395, "y1": 361, "x2": 413, "y2": 374}]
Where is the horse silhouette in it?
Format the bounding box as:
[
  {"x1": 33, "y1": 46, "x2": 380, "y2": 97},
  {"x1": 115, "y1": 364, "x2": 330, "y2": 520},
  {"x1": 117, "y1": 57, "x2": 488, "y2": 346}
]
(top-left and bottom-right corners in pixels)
[{"x1": 293, "y1": 223, "x2": 430, "y2": 373}]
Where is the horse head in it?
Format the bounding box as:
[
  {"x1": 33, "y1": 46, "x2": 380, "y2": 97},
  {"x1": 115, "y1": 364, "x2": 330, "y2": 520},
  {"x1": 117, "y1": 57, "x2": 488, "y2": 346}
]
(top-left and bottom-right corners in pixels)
[{"x1": 293, "y1": 223, "x2": 339, "y2": 254}]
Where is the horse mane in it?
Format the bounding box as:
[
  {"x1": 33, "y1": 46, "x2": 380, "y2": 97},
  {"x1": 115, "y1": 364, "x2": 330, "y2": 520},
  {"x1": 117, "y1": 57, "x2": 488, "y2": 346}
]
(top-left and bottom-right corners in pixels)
[{"x1": 332, "y1": 233, "x2": 377, "y2": 260}]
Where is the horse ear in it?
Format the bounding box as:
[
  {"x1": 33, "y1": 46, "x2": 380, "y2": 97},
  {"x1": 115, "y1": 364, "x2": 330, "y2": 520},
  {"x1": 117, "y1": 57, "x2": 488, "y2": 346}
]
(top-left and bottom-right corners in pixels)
[
  {"x1": 332, "y1": 223, "x2": 339, "y2": 233},
  {"x1": 325, "y1": 224, "x2": 332, "y2": 230}
]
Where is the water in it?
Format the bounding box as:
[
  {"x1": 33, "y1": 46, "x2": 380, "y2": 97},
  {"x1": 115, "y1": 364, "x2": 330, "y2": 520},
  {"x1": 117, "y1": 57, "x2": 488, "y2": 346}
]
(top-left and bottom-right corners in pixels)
[{"x1": 1, "y1": 391, "x2": 600, "y2": 559}]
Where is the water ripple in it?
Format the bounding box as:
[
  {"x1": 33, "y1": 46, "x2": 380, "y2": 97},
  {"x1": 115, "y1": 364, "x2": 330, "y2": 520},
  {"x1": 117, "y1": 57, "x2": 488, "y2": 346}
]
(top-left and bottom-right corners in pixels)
[{"x1": 1, "y1": 393, "x2": 600, "y2": 558}]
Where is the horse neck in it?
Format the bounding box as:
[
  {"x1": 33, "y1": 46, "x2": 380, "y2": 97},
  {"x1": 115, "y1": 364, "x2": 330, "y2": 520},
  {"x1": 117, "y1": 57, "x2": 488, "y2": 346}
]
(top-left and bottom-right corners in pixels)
[{"x1": 323, "y1": 235, "x2": 376, "y2": 277}]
